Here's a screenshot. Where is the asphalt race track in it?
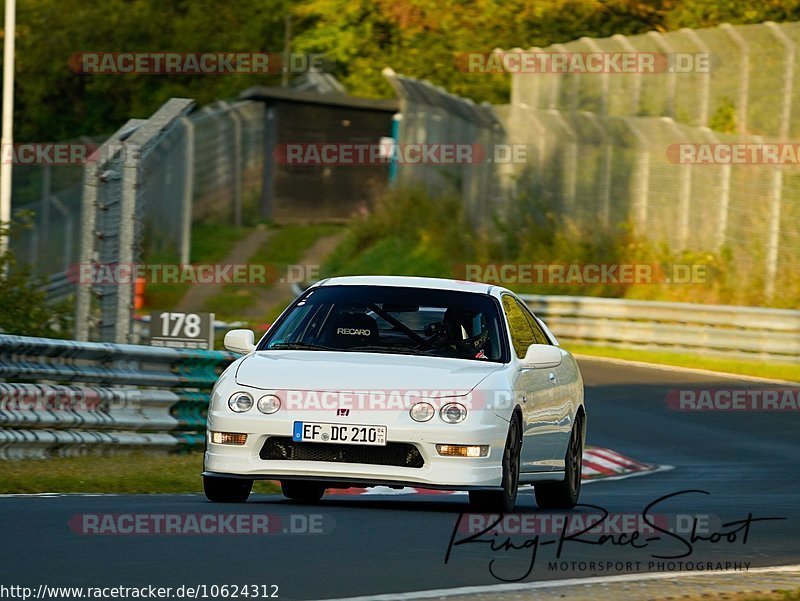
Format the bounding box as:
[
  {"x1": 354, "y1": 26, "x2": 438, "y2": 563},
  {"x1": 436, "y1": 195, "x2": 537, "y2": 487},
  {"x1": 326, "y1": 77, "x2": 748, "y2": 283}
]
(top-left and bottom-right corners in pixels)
[{"x1": 1, "y1": 358, "x2": 798, "y2": 600}]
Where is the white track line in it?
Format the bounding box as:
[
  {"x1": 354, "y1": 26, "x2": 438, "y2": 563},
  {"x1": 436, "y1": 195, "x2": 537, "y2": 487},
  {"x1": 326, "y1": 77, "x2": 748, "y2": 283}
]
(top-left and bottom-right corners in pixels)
[{"x1": 318, "y1": 563, "x2": 800, "y2": 601}]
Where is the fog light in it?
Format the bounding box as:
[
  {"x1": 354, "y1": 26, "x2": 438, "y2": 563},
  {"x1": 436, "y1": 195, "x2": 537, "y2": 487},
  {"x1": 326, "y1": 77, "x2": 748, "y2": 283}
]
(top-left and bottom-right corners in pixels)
[
  {"x1": 440, "y1": 402, "x2": 467, "y2": 424},
  {"x1": 257, "y1": 394, "x2": 281, "y2": 414},
  {"x1": 410, "y1": 402, "x2": 435, "y2": 422},
  {"x1": 436, "y1": 444, "x2": 488, "y2": 457},
  {"x1": 210, "y1": 431, "x2": 248, "y2": 445}
]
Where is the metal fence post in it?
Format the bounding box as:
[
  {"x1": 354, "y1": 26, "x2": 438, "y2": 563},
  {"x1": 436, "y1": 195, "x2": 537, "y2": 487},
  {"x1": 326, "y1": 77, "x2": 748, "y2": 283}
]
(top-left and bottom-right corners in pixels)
[
  {"x1": 581, "y1": 112, "x2": 613, "y2": 228},
  {"x1": 115, "y1": 141, "x2": 139, "y2": 343},
  {"x1": 612, "y1": 34, "x2": 642, "y2": 115},
  {"x1": 764, "y1": 22, "x2": 794, "y2": 300},
  {"x1": 180, "y1": 116, "x2": 194, "y2": 265},
  {"x1": 580, "y1": 37, "x2": 609, "y2": 114},
  {"x1": 223, "y1": 102, "x2": 243, "y2": 227},
  {"x1": 661, "y1": 117, "x2": 692, "y2": 249},
  {"x1": 75, "y1": 120, "x2": 142, "y2": 341},
  {"x1": 646, "y1": 31, "x2": 676, "y2": 118},
  {"x1": 699, "y1": 127, "x2": 731, "y2": 252},
  {"x1": 623, "y1": 118, "x2": 650, "y2": 229},
  {"x1": 39, "y1": 166, "x2": 50, "y2": 267},
  {"x1": 679, "y1": 28, "x2": 711, "y2": 127},
  {"x1": 720, "y1": 23, "x2": 750, "y2": 134},
  {"x1": 546, "y1": 110, "x2": 577, "y2": 215}
]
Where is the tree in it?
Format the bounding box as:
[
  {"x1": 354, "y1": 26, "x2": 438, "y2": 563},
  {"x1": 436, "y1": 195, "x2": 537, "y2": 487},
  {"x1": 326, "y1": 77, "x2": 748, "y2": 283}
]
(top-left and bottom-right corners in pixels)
[{"x1": 0, "y1": 220, "x2": 72, "y2": 337}]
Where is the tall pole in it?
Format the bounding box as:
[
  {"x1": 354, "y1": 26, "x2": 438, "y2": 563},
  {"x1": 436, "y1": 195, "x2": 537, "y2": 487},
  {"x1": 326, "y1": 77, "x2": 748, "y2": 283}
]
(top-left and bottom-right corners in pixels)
[
  {"x1": 0, "y1": 0, "x2": 15, "y2": 257},
  {"x1": 281, "y1": 12, "x2": 291, "y2": 87}
]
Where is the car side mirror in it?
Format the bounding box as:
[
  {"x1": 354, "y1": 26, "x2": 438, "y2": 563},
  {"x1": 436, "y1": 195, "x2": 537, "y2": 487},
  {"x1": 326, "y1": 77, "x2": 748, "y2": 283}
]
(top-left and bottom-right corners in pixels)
[
  {"x1": 224, "y1": 329, "x2": 256, "y2": 354},
  {"x1": 520, "y1": 343, "x2": 562, "y2": 369}
]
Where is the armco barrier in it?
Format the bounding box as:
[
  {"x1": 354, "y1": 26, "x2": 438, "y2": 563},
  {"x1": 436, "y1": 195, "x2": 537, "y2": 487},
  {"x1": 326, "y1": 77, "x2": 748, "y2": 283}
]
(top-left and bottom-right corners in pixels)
[
  {"x1": 0, "y1": 335, "x2": 235, "y2": 459},
  {"x1": 521, "y1": 294, "x2": 800, "y2": 364}
]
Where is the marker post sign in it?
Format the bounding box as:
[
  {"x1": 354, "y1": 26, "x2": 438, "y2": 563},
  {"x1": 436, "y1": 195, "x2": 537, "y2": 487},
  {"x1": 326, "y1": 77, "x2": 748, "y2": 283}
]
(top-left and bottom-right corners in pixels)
[{"x1": 149, "y1": 311, "x2": 215, "y2": 350}]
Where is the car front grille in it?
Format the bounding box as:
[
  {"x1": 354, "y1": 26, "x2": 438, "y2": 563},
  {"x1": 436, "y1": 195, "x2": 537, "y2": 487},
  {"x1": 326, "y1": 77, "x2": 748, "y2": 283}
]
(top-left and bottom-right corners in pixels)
[{"x1": 260, "y1": 437, "x2": 424, "y2": 469}]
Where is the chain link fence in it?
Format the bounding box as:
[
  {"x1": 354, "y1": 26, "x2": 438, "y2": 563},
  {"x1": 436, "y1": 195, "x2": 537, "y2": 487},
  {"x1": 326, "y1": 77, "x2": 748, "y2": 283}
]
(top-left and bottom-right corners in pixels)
[
  {"x1": 69, "y1": 98, "x2": 266, "y2": 343},
  {"x1": 501, "y1": 20, "x2": 800, "y2": 304},
  {"x1": 9, "y1": 138, "x2": 102, "y2": 283},
  {"x1": 383, "y1": 68, "x2": 507, "y2": 228}
]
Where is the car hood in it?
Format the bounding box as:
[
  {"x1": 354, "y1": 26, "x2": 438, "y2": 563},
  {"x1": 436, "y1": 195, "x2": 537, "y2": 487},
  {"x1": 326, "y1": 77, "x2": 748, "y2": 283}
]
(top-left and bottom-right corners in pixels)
[{"x1": 234, "y1": 350, "x2": 502, "y2": 397}]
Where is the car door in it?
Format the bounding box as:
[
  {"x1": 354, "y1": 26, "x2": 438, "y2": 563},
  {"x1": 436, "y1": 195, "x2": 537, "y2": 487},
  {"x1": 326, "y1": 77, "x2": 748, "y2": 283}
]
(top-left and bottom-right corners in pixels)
[
  {"x1": 521, "y1": 303, "x2": 574, "y2": 467},
  {"x1": 501, "y1": 295, "x2": 558, "y2": 473}
]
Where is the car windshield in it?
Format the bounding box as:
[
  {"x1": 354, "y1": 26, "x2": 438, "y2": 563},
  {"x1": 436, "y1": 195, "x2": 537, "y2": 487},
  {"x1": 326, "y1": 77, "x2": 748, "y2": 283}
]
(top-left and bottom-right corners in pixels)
[{"x1": 260, "y1": 285, "x2": 507, "y2": 362}]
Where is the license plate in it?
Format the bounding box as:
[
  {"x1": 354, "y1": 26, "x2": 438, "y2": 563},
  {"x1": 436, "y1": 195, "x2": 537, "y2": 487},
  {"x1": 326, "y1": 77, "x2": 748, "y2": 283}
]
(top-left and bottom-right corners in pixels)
[{"x1": 292, "y1": 422, "x2": 387, "y2": 446}]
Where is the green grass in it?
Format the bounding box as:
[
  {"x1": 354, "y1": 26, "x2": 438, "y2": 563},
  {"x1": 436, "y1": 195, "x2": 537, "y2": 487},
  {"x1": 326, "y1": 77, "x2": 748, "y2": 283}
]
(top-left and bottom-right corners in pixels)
[
  {"x1": 248, "y1": 223, "x2": 343, "y2": 266},
  {"x1": 144, "y1": 223, "x2": 256, "y2": 312},
  {"x1": 204, "y1": 223, "x2": 343, "y2": 322},
  {"x1": 0, "y1": 453, "x2": 278, "y2": 495},
  {"x1": 191, "y1": 223, "x2": 257, "y2": 263},
  {"x1": 569, "y1": 344, "x2": 800, "y2": 382}
]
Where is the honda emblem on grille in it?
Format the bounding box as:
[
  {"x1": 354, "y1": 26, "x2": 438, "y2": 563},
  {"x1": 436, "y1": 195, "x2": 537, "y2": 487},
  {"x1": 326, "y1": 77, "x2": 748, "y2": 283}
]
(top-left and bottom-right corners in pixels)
[{"x1": 336, "y1": 408, "x2": 350, "y2": 417}]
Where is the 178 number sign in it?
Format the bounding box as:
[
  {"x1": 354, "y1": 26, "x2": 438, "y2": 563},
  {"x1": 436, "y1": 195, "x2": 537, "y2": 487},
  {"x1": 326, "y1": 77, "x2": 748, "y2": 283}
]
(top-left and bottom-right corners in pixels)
[{"x1": 149, "y1": 311, "x2": 214, "y2": 350}]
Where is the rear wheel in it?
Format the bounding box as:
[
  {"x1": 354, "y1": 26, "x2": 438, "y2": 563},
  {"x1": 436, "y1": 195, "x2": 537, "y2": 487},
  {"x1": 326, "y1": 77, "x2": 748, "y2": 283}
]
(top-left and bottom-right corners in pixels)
[
  {"x1": 281, "y1": 480, "x2": 326, "y2": 503},
  {"x1": 469, "y1": 417, "x2": 521, "y2": 512},
  {"x1": 203, "y1": 475, "x2": 253, "y2": 503},
  {"x1": 535, "y1": 412, "x2": 584, "y2": 509}
]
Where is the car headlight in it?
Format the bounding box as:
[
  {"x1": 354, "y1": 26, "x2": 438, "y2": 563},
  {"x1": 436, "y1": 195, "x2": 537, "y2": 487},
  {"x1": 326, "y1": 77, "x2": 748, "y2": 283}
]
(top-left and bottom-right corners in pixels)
[
  {"x1": 440, "y1": 402, "x2": 467, "y2": 424},
  {"x1": 410, "y1": 402, "x2": 435, "y2": 422},
  {"x1": 228, "y1": 392, "x2": 254, "y2": 413},
  {"x1": 257, "y1": 394, "x2": 281, "y2": 414}
]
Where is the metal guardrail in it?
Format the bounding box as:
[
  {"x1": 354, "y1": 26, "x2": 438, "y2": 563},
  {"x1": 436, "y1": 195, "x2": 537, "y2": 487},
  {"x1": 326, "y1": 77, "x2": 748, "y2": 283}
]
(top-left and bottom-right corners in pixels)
[
  {"x1": 0, "y1": 335, "x2": 235, "y2": 459},
  {"x1": 520, "y1": 294, "x2": 800, "y2": 364}
]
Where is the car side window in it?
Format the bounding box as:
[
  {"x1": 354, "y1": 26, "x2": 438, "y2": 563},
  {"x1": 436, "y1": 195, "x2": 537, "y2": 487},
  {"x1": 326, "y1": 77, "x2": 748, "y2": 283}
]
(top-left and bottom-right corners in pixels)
[
  {"x1": 519, "y1": 301, "x2": 550, "y2": 345},
  {"x1": 501, "y1": 295, "x2": 536, "y2": 358}
]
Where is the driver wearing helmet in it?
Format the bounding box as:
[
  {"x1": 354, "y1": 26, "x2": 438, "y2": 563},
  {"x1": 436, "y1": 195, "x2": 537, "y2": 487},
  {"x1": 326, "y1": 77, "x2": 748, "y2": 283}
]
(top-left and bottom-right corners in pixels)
[{"x1": 441, "y1": 309, "x2": 490, "y2": 359}]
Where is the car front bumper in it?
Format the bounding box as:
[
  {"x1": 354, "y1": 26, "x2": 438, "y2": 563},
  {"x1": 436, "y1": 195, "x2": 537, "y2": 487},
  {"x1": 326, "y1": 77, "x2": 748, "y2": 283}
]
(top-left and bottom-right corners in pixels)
[{"x1": 204, "y1": 411, "x2": 507, "y2": 489}]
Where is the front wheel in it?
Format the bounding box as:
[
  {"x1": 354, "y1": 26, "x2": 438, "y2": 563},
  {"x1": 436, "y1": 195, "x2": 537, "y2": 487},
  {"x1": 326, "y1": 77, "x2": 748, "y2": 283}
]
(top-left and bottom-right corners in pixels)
[
  {"x1": 203, "y1": 475, "x2": 253, "y2": 503},
  {"x1": 535, "y1": 412, "x2": 584, "y2": 509},
  {"x1": 469, "y1": 417, "x2": 521, "y2": 512}
]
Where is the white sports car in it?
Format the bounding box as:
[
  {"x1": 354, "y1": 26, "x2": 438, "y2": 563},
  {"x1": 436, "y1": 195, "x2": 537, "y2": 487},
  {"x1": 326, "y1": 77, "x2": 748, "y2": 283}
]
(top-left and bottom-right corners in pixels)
[{"x1": 203, "y1": 276, "x2": 585, "y2": 511}]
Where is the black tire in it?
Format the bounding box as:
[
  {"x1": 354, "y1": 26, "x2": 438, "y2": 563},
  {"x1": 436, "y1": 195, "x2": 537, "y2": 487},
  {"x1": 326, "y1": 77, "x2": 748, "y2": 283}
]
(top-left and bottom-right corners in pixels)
[
  {"x1": 535, "y1": 412, "x2": 584, "y2": 509},
  {"x1": 469, "y1": 416, "x2": 521, "y2": 513},
  {"x1": 281, "y1": 480, "x2": 326, "y2": 503},
  {"x1": 203, "y1": 475, "x2": 253, "y2": 503}
]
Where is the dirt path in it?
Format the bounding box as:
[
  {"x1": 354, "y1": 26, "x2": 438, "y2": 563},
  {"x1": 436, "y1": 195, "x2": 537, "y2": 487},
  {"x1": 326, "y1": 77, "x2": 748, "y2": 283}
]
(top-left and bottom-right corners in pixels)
[
  {"x1": 240, "y1": 231, "x2": 345, "y2": 320},
  {"x1": 175, "y1": 227, "x2": 272, "y2": 313}
]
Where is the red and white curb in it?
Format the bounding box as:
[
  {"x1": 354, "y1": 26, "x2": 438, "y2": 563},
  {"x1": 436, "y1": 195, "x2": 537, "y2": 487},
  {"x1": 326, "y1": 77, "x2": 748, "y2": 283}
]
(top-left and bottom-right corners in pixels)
[
  {"x1": 581, "y1": 447, "x2": 659, "y2": 480},
  {"x1": 324, "y1": 447, "x2": 667, "y2": 496}
]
